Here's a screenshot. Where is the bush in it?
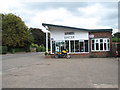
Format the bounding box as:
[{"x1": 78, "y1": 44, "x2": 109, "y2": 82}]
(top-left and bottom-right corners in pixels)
[
  {"x1": 36, "y1": 47, "x2": 41, "y2": 52},
  {"x1": 0, "y1": 46, "x2": 8, "y2": 54},
  {"x1": 112, "y1": 38, "x2": 120, "y2": 42},
  {"x1": 30, "y1": 43, "x2": 38, "y2": 48},
  {"x1": 11, "y1": 48, "x2": 15, "y2": 54},
  {"x1": 14, "y1": 48, "x2": 26, "y2": 52},
  {"x1": 25, "y1": 45, "x2": 30, "y2": 52},
  {"x1": 44, "y1": 51, "x2": 48, "y2": 56},
  {"x1": 41, "y1": 45, "x2": 46, "y2": 52}
]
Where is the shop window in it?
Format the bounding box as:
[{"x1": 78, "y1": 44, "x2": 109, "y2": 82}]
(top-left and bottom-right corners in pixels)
[
  {"x1": 80, "y1": 41, "x2": 84, "y2": 52},
  {"x1": 70, "y1": 40, "x2": 74, "y2": 52},
  {"x1": 65, "y1": 40, "x2": 69, "y2": 52},
  {"x1": 52, "y1": 41, "x2": 55, "y2": 53},
  {"x1": 75, "y1": 40, "x2": 79, "y2": 52},
  {"x1": 56, "y1": 41, "x2": 60, "y2": 52},
  {"x1": 85, "y1": 40, "x2": 88, "y2": 52},
  {"x1": 52, "y1": 40, "x2": 89, "y2": 53},
  {"x1": 61, "y1": 41, "x2": 65, "y2": 52}
]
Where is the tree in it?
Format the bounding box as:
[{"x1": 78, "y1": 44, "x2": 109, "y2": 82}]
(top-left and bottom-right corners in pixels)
[
  {"x1": 112, "y1": 32, "x2": 120, "y2": 38},
  {"x1": 2, "y1": 13, "x2": 33, "y2": 48},
  {"x1": 112, "y1": 32, "x2": 120, "y2": 42},
  {"x1": 30, "y1": 28, "x2": 45, "y2": 46}
]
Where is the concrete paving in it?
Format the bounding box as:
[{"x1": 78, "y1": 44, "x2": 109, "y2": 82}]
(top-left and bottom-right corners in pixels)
[{"x1": 2, "y1": 52, "x2": 118, "y2": 88}]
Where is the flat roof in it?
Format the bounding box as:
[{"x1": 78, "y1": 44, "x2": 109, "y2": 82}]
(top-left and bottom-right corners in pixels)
[{"x1": 42, "y1": 23, "x2": 112, "y2": 32}]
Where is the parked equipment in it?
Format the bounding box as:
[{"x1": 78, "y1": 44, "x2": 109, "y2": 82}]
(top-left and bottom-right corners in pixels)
[{"x1": 55, "y1": 49, "x2": 71, "y2": 59}]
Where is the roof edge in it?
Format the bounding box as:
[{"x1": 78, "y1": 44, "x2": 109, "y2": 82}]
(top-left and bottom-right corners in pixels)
[{"x1": 42, "y1": 23, "x2": 112, "y2": 32}]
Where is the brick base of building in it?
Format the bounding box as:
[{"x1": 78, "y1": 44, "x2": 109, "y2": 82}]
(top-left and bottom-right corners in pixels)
[
  {"x1": 50, "y1": 53, "x2": 90, "y2": 58},
  {"x1": 49, "y1": 52, "x2": 111, "y2": 58},
  {"x1": 90, "y1": 51, "x2": 111, "y2": 58}
]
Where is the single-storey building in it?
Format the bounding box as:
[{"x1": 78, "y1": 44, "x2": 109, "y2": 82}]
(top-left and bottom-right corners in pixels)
[{"x1": 42, "y1": 23, "x2": 112, "y2": 57}]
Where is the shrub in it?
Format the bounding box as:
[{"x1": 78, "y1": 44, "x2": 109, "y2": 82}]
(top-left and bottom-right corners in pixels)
[
  {"x1": 11, "y1": 48, "x2": 15, "y2": 54},
  {"x1": 0, "y1": 46, "x2": 8, "y2": 54},
  {"x1": 41, "y1": 45, "x2": 46, "y2": 52},
  {"x1": 44, "y1": 51, "x2": 48, "y2": 56},
  {"x1": 112, "y1": 38, "x2": 120, "y2": 42},
  {"x1": 14, "y1": 48, "x2": 26, "y2": 52},
  {"x1": 30, "y1": 43, "x2": 38, "y2": 48},
  {"x1": 36, "y1": 47, "x2": 41, "y2": 52},
  {"x1": 25, "y1": 45, "x2": 30, "y2": 52}
]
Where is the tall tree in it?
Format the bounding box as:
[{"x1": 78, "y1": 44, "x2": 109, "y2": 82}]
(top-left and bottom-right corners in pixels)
[
  {"x1": 2, "y1": 13, "x2": 33, "y2": 48},
  {"x1": 30, "y1": 28, "x2": 45, "y2": 46},
  {"x1": 113, "y1": 32, "x2": 120, "y2": 38}
]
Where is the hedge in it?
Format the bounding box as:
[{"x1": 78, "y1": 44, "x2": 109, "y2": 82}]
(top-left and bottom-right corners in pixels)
[
  {"x1": 0, "y1": 46, "x2": 8, "y2": 54},
  {"x1": 14, "y1": 48, "x2": 26, "y2": 52}
]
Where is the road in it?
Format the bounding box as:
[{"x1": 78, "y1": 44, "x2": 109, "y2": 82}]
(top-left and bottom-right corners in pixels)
[{"x1": 2, "y1": 52, "x2": 118, "y2": 88}]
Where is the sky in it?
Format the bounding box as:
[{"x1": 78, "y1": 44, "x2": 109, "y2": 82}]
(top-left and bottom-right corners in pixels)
[{"x1": 0, "y1": 0, "x2": 119, "y2": 34}]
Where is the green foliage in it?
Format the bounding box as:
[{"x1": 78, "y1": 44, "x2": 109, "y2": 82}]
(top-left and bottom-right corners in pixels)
[
  {"x1": 44, "y1": 51, "x2": 48, "y2": 56},
  {"x1": 36, "y1": 45, "x2": 46, "y2": 52},
  {"x1": 41, "y1": 45, "x2": 46, "y2": 52},
  {"x1": 2, "y1": 13, "x2": 33, "y2": 48},
  {"x1": 11, "y1": 48, "x2": 15, "y2": 54},
  {"x1": 30, "y1": 28, "x2": 45, "y2": 46},
  {"x1": 112, "y1": 32, "x2": 120, "y2": 42},
  {"x1": 30, "y1": 43, "x2": 38, "y2": 48},
  {"x1": 113, "y1": 32, "x2": 120, "y2": 38},
  {"x1": 14, "y1": 48, "x2": 26, "y2": 52},
  {"x1": 112, "y1": 38, "x2": 120, "y2": 42},
  {"x1": 0, "y1": 46, "x2": 8, "y2": 54},
  {"x1": 36, "y1": 47, "x2": 41, "y2": 52},
  {"x1": 25, "y1": 44, "x2": 31, "y2": 52}
]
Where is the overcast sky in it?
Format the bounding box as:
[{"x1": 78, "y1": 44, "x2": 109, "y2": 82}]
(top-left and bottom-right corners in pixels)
[{"x1": 0, "y1": 0, "x2": 118, "y2": 33}]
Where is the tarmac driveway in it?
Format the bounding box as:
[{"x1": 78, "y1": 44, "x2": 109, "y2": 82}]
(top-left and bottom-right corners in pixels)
[{"x1": 2, "y1": 52, "x2": 118, "y2": 88}]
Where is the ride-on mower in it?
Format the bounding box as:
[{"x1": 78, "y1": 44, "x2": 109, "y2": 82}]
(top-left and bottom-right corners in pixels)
[{"x1": 54, "y1": 49, "x2": 71, "y2": 59}]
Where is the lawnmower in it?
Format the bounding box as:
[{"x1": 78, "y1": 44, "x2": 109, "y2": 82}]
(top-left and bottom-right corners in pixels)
[{"x1": 54, "y1": 49, "x2": 71, "y2": 59}]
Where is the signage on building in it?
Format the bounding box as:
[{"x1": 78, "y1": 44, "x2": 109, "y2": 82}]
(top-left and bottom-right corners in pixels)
[
  {"x1": 89, "y1": 35, "x2": 94, "y2": 38},
  {"x1": 64, "y1": 36, "x2": 75, "y2": 39},
  {"x1": 65, "y1": 32, "x2": 74, "y2": 35}
]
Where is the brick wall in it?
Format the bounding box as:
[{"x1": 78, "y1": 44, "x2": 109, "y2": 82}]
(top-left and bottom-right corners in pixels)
[{"x1": 89, "y1": 31, "x2": 112, "y2": 57}]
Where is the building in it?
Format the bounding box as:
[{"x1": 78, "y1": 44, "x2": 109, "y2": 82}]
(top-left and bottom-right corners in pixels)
[{"x1": 42, "y1": 23, "x2": 112, "y2": 57}]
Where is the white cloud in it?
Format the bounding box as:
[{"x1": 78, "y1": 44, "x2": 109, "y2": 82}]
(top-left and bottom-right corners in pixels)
[
  {"x1": 0, "y1": 0, "x2": 22, "y2": 13},
  {"x1": 0, "y1": 1, "x2": 118, "y2": 34}
]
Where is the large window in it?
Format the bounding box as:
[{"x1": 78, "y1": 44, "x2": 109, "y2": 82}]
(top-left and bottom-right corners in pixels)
[
  {"x1": 85, "y1": 40, "x2": 88, "y2": 52},
  {"x1": 52, "y1": 41, "x2": 55, "y2": 53},
  {"x1": 51, "y1": 39, "x2": 89, "y2": 53},
  {"x1": 65, "y1": 40, "x2": 69, "y2": 52},
  {"x1": 70, "y1": 40, "x2": 74, "y2": 52},
  {"x1": 61, "y1": 41, "x2": 65, "y2": 52},
  {"x1": 56, "y1": 41, "x2": 60, "y2": 52},
  {"x1": 91, "y1": 38, "x2": 110, "y2": 51},
  {"x1": 75, "y1": 40, "x2": 79, "y2": 52},
  {"x1": 80, "y1": 40, "x2": 84, "y2": 52}
]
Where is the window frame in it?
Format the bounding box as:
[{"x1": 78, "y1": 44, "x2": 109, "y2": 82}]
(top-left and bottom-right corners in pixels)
[{"x1": 91, "y1": 38, "x2": 110, "y2": 52}]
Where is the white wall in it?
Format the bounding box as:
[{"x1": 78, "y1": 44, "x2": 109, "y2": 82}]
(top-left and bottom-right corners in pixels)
[{"x1": 50, "y1": 27, "x2": 89, "y2": 40}]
